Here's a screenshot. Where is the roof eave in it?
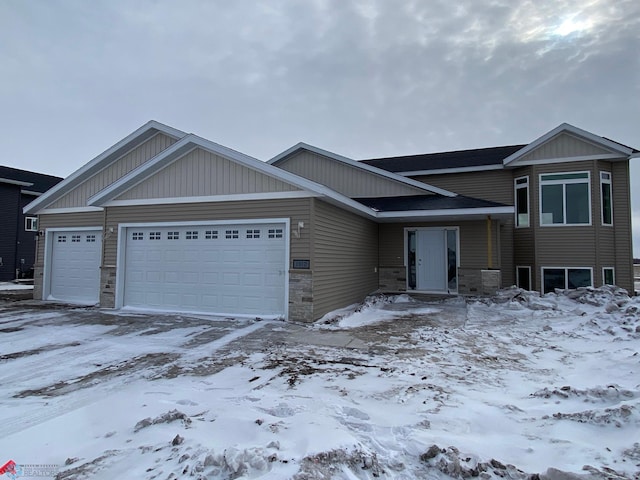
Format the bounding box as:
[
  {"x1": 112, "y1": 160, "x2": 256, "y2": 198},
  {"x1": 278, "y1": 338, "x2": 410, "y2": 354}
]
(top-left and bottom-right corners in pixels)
[{"x1": 375, "y1": 206, "x2": 514, "y2": 222}]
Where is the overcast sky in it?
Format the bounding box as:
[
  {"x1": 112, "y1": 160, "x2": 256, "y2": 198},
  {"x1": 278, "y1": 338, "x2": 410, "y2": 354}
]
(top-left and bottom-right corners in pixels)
[{"x1": 1, "y1": 0, "x2": 639, "y2": 254}]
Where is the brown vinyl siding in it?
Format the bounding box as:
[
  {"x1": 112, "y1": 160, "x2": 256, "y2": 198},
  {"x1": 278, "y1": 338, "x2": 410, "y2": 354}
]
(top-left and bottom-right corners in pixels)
[
  {"x1": 311, "y1": 199, "x2": 378, "y2": 320},
  {"x1": 410, "y1": 169, "x2": 513, "y2": 204},
  {"x1": 119, "y1": 148, "x2": 299, "y2": 200},
  {"x1": 48, "y1": 133, "x2": 177, "y2": 209},
  {"x1": 277, "y1": 150, "x2": 427, "y2": 197},
  {"x1": 518, "y1": 133, "x2": 612, "y2": 162},
  {"x1": 610, "y1": 161, "x2": 633, "y2": 291},
  {"x1": 102, "y1": 199, "x2": 311, "y2": 268}
]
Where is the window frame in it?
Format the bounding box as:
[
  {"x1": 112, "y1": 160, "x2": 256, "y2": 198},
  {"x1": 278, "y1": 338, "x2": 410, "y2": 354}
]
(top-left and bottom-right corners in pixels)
[
  {"x1": 600, "y1": 171, "x2": 613, "y2": 226},
  {"x1": 541, "y1": 266, "x2": 593, "y2": 293},
  {"x1": 602, "y1": 267, "x2": 615, "y2": 286},
  {"x1": 539, "y1": 171, "x2": 591, "y2": 226},
  {"x1": 516, "y1": 266, "x2": 531, "y2": 290},
  {"x1": 25, "y1": 216, "x2": 38, "y2": 231},
  {"x1": 514, "y1": 176, "x2": 530, "y2": 228}
]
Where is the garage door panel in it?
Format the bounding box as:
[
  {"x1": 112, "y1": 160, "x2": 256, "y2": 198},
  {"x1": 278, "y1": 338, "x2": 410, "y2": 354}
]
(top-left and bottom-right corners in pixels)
[{"x1": 123, "y1": 223, "x2": 286, "y2": 317}]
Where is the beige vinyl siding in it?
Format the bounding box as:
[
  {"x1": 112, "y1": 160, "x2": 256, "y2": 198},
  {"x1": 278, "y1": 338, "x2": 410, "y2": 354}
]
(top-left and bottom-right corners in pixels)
[
  {"x1": 610, "y1": 160, "x2": 633, "y2": 291},
  {"x1": 378, "y1": 221, "x2": 499, "y2": 270},
  {"x1": 312, "y1": 199, "x2": 378, "y2": 320},
  {"x1": 102, "y1": 199, "x2": 311, "y2": 267},
  {"x1": 36, "y1": 212, "x2": 104, "y2": 267},
  {"x1": 49, "y1": 133, "x2": 177, "y2": 209},
  {"x1": 500, "y1": 219, "x2": 515, "y2": 286},
  {"x1": 519, "y1": 133, "x2": 612, "y2": 162},
  {"x1": 277, "y1": 150, "x2": 427, "y2": 197},
  {"x1": 119, "y1": 147, "x2": 300, "y2": 200},
  {"x1": 411, "y1": 169, "x2": 513, "y2": 204}
]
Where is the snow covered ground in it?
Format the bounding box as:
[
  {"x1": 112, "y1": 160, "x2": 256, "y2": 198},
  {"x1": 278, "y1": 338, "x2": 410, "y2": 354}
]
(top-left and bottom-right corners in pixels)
[{"x1": 0, "y1": 287, "x2": 639, "y2": 479}]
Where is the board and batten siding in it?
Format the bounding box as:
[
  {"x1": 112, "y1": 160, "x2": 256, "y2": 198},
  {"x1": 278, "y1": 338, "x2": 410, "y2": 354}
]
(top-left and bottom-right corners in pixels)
[
  {"x1": 118, "y1": 147, "x2": 300, "y2": 200},
  {"x1": 277, "y1": 150, "x2": 427, "y2": 198},
  {"x1": 311, "y1": 199, "x2": 379, "y2": 320},
  {"x1": 518, "y1": 133, "x2": 612, "y2": 163},
  {"x1": 410, "y1": 169, "x2": 513, "y2": 204},
  {"x1": 48, "y1": 133, "x2": 177, "y2": 209},
  {"x1": 102, "y1": 199, "x2": 312, "y2": 268}
]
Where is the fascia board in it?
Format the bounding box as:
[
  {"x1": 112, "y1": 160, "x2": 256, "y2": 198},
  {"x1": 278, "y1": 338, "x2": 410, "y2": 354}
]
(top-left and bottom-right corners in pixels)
[
  {"x1": 24, "y1": 120, "x2": 187, "y2": 214},
  {"x1": 503, "y1": 123, "x2": 632, "y2": 166},
  {"x1": 376, "y1": 206, "x2": 514, "y2": 219},
  {"x1": 398, "y1": 164, "x2": 504, "y2": 176},
  {"x1": 269, "y1": 142, "x2": 457, "y2": 197},
  {"x1": 0, "y1": 177, "x2": 33, "y2": 187},
  {"x1": 87, "y1": 135, "x2": 379, "y2": 219}
]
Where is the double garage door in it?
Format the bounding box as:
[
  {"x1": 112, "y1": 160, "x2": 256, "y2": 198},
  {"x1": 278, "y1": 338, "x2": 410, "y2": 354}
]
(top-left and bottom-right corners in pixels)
[
  {"x1": 121, "y1": 222, "x2": 287, "y2": 317},
  {"x1": 47, "y1": 222, "x2": 287, "y2": 318}
]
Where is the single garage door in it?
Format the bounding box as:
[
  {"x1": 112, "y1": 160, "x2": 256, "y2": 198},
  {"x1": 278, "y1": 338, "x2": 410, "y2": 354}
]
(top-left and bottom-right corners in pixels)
[
  {"x1": 122, "y1": 222, "x2": 287, "y2": 317},
  {"x1": 48, "y1": 230, "x2": 102, "y2": 304}
]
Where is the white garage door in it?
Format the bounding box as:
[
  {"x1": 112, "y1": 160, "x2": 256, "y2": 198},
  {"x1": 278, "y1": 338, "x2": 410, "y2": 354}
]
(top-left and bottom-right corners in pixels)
[
  {"x1": 48, "y1": 230, "x2": 102, "y2": 304},
  {"x1": 122, "y1": 223, "x2": 287, "y2": 317}
]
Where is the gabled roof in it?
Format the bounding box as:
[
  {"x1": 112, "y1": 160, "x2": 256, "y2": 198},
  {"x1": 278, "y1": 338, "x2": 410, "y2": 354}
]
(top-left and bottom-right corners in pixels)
[
  {"x1": 269, "y1": 142, "x2": 457, "y2": 197},
  {"x1": 24, "y1": 120, "x2": 185, "y2": 214},
  {"x1": 503, "y1": 123, "x2": 635, "y2": 166},
  {"x1": 0, "y1": 165, "x2": 62, "y2": 193},
  {"x1": 361, "y1": 145, "x2": 526, "y2": 175},
  {"x1": 86, "y1": 134, "x2": 378, "y2": 219}
]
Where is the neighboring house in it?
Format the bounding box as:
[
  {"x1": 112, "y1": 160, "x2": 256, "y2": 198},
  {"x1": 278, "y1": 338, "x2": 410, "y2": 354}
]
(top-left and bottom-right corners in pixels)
[
  {"x1": 0, "y1": 166, "x2": 62, "y2": 281},
  {"x1": 24, "y1": 121, "x2": 638, "y2": 322}
]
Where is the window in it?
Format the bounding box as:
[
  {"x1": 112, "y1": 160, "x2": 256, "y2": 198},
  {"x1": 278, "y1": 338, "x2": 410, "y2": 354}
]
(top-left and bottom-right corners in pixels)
[
  {"x1": 186, "y1": 231, "x2": 199, "y2": 240},
  {"x1": 600, "y1": 172, "x2": 612, "y2": 226},
  {"x1": 132, "y1": 232, "x2": 144, "y2": 241},
  {"x1": 515, "y1": 177, "x2": 529, "y2": 227},
  {"x1": 603, "y1": 267, "x2": 615, "y2": 286},
  {"x1": 205, "y1": 230, "x2": 218, "y2": 239},
  {"x1": 246, "y1": 229, "x2": 261, "y2": 239},
  {"x1": 86, "y1": 235, "x2": 96, "y2": 243},
  {"x1": 71, "y1": 235, "x2": 81, "y2": 243},
  {"x1": 225, "y1": 230, "x2": 239, "y2": 239},
  {"x1": 516, "y1": 266, "x2": 531, "y2": 290},
  {"x1": 57, "y1": 235, "x2": 67, "y2": 243},
  {"x1": 540, "y1": 172, "x2": 590, "y2": 225},
  {"x1": 167, "y1": 231, "x2": 180, "y2": 240},
  {"x1": 542, "y1": 267, "x2": 592, "y2": 293},
  {"x1": 25, "y1": 217, "x2": 38, "y2": 231},
  {"x1": 268, "y1": 228, "x2": 283, "y2": 239},
  {"x1": 149, "y1": 232, "x2": 161, "y2": 240}
]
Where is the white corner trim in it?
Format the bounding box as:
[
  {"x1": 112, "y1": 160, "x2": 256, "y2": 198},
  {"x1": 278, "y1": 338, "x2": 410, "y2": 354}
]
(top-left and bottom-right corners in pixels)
[{"x1": 104, "y1": 191, "x2": 319, "y2": 207}]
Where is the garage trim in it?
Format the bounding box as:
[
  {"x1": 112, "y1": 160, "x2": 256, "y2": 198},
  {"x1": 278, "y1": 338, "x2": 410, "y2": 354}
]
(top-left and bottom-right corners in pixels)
[
  {"x1": 43, "y1": 226, "x2": 103, "y2": 303},
  {"x1": 114, "y1": 218, "x2": 290, "y2": 318}
]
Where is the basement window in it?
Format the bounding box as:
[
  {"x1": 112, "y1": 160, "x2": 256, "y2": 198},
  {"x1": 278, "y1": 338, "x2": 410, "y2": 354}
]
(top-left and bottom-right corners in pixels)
[
  {"x1": 603, "y1": 267, "x2": 615, "y2": 286},
  {"x1": 542, "y1": 267, "x2": 592, "y2": 293}
]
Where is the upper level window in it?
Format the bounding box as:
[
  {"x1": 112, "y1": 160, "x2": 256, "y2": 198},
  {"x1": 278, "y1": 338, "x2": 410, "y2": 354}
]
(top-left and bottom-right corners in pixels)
[
  {"x1": 540, "y1": 172, "x2": 590, "y2": 225},
  {"x1": 600, "y1": 172, "x2": 612, "y2": 226},
  {"x1": 25, "y1": 217, "x2": 38, "y2": 231},
  {"x1": 514, "y1": 176, "x2": 529, "y2": 227}
]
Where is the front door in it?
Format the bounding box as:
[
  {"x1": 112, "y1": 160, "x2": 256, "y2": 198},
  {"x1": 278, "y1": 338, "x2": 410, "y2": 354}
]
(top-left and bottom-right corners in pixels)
[{"x1": 407, "y1": 228, "x2": 458, "y2": 293}]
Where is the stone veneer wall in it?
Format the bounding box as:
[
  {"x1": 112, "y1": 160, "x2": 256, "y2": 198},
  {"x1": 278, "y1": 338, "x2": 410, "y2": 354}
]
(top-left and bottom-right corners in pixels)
[
  {"x1": 33, "y1": 266, "x2": 43, "y2": 300},
  {"x1": 378, "y1": 266, "x2": 407, "y2": 291},
  {"x1": 288, "y1": 270, "x2": 313, "y2": 322},
  {"x1": 458, "y1": 268, "x2": 501, "y2": 295},
  {"x1": 100, "y1": 265, "x2": 117, "y2": 308}
]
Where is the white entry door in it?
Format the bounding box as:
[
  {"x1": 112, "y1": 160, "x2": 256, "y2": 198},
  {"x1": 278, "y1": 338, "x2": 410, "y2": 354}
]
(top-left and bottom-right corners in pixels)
[
  {"x1": 48, "y1": 230, "x2": 102, "y2": 304},
  {"x1": 407, "y1": 228, "x2": 458, "y2": 293},
  {"x1": 121, "y1": 222, "x2": 287, "y2": 318}
]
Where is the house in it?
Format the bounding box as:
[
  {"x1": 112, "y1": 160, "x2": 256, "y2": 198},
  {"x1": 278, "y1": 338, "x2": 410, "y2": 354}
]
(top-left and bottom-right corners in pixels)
[
  {"x1": 24, "y1": 122, "x2": 637, "y2": 322},
  {"x1": 0, "y1": 166, "x2": 62, "y2": 281}
]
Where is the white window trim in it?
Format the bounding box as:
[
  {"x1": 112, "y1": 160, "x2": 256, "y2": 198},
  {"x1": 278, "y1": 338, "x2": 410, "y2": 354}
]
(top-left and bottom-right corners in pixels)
[
  {"x1": 600, "y1": 171, "x2": 613, "y2": 226},
  {"x1": 514, "y1": 176, "x2": 530, "y2": 228},
  {"x1": 539, "y1": 171, "x2": 592, "y2": 227},
  {"x1": 602, "y1": 267, "x2": 615, "y2": 286},
  {"x1": 541, "y1": 266, "x2": 593, "y2": 293},
  {"x1": 516, "y1": 266, "x2": 531, "y2": 290},
  {"x1": 25, "y1": 216, "x2": 38, "y2": 231}
]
